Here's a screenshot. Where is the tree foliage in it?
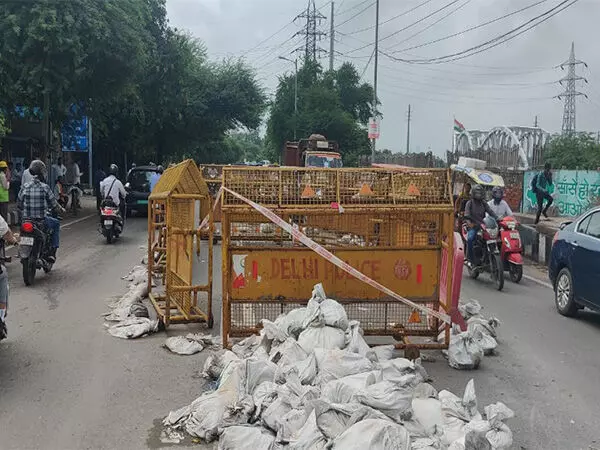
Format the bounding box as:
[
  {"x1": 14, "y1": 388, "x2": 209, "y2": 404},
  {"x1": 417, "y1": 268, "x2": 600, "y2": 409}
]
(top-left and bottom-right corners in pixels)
[
  {"x1": 0, "y1": 0, "x2": 266, "y2": 165},
  {"x1": 546, "y1": 134, "x2": 600, "y2": 170},
  {"x1": 266, "y1": 61, "x2": 375, "y2": 166}
]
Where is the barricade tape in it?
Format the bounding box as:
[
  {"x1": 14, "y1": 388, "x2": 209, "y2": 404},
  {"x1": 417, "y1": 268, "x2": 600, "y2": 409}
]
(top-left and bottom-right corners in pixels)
[
  {"x1": 198, "y1": 186, "x2": 224, "y2": 232},
  {"x1": 221, "y1": 186, "x2": 451, "y2": 325}
]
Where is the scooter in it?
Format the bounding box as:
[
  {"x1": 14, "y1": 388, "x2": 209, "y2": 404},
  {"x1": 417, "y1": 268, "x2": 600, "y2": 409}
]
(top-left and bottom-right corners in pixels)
[
  {"x1": 19, "y1": 214, "x2": 58, "y2": 286},
  {"x1": 498, "y1": 216, "x2": 523, "y2": 283},
  {"x1": 461, "y1": 215, "x2": 504, "y2": 291},
  {"x1": 99, "y1": 200, "x2": 123, "y2": 244}
]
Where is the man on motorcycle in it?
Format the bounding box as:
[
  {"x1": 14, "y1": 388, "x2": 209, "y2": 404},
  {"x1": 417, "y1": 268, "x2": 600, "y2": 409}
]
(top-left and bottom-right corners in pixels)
[
  {"x1": 464, "y1": 184, "x2": 498, "y2": 267},
  {"x1": 100, "y1": 164, "x2": 127, "y2": 219},
  {"x1": 0, "y1": 213, "x2": 18, "y2": 339},
  {"x1": 487, "y1": 186, "x2": 513, "y2": 219},
  {"x1": 17, "y1": 160, "x2": 65, "y2": 263}
]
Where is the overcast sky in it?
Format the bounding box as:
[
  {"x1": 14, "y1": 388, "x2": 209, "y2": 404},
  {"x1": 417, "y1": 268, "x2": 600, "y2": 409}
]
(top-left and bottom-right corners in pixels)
[{"x1": 166, "y1": 0, "x2": 600, "y2": 156}]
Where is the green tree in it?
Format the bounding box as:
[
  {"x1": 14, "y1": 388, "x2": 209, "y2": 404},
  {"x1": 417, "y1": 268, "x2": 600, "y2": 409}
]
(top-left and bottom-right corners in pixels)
[
  {"x1": 545, "y1": 133, "x2": 600, "y2": 170},
  {"x1": 266, "y1": 61, "x2": 375, "y2": 166}
]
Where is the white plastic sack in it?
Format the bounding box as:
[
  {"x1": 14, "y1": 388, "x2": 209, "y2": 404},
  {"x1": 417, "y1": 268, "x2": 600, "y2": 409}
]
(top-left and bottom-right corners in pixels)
[
  {"x1": 467, "y1": 316, "x2": 500, "y2": 338},
  {"x1": 202, "y1": 350, "x2": 240, "y2": 380},
  {"x1": 379, "y1": 358, "x2": 426, "y2": 388},
  {"x1": 468, "y1": 322, "x2": 498, "y2": 355},
  {"x1": 372, "y1": 345, "x2": 395, "y2": 361},
  {"x1": 322, "y1": 371, "x2": 380, "y2": 404},
  {"x1": 330, "y1": 419, "x2": 411, "y2": 450},
  {"x1": 252, "y1": 381, "x2": 278, "y2": 421},
  {"x1": 262, "y1": 319, "x2": 289, "y2": 343},
  {"x1": 485, "y1": 422, "x2": 513, "y2": 449},
  {"x1": 262, "y1": 397, "x2": 293, "y2": 433},
  {"x1": 107, "y1": 317, "x2": 158, "y2": 339},
  {"x1": 303, "y1": 298, "x2": 349, "y2": 330},
  {"x1": 232, "y1": 334, "x2": 264, "y2": 359},
  {"x1": 314, "y1": 348, "x2": 374, "y2": 384},
  {"x1": 484, "y1": 402, "x2": 514, "y2": 423},
  {"x1": 464, "y1": 420, "x2": 492, "y2": 450},
  {"x1": 297, "y1": 326, "x2": 345, "y2": 353},
  {"x1": 413, "y1": 383, "x2": 438, "y2": 399},
  {"x1": 288, "y1": 410, "x2": 327, "y2": 450},
  {"x1": 447, "y1": 331, "x2": 483, "y2": 370},
  {"x1": 246, "y1": 359, "x2": 278, "y2": 395},
  {"x1": 345, "y1": 320, "x2": 374, "y2": 358},
  {"x1": 276, "y1": 351, "x2": 317, "y2": 386},
  {"x1": 270, "y1": 337, "x2": 308, "y2": 365},
  {"x1": 218, "y1": 426, "x2": 275, "y2": 450},
  {"x1": 412, "y1": 437, "x2": 442, "y2": 449},
  {"x1": 313, "y1": 400, "x2": 391, "y2": 441},
  {"x1": 412, "y1": 398, "x2": 443, "y2": 436},
  {"x1": 277, "y1": 408, "x2": 310, "y2": 443},
  {"x1": 353, "y1": 380, "x2": 413, "y2": 422},
  {"x1": 458, "y1": 299, "x2": 482, "y2": 319},
  {"x1": 164, "y1": 335, "x2": 204, "y2": 355},
  {"x1": 462, "y1": 379, "x2": 481, "y2": 421},
  {"x1": 276, "y1": 307, "x2": 308, "y2": 339}
]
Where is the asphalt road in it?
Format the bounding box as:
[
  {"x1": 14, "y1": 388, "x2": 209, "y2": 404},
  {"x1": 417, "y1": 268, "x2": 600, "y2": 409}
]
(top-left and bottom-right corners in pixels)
[{"x1": 0, "y1": 213, "x2": 598, "y2": 449}]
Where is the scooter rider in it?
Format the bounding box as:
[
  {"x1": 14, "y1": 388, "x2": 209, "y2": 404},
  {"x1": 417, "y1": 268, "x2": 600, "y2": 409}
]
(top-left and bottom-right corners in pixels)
[
  {"x1": 487, "y1": 186, "x2": 513, "y2": 219},
  {"x1": 0, "y1": 213, "x2": 18, "y2": 339},
  {"x1": 464, "y1": 185, "x2": 498, "y2": 267},
  {"x1": 100, "y1": 164, "x2": 127, "y2": 220},
  {"x1": 17, "y1": 160, "x2": 65, "y2": 263}
]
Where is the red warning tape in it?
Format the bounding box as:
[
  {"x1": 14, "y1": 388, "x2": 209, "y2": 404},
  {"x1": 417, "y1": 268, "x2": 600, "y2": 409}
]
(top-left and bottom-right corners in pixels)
[
  {"x1": 198, "y1": 186, "x2": 224, "y2": 231},
  {"x1": 221, "y1": 186, "x2": 451, "y2": 324}
]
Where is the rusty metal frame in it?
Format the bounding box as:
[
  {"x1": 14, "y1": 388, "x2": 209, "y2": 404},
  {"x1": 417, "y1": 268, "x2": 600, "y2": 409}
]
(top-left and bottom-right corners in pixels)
[
  {"x1": 220, "y1": 166, "x2": 456, "y2": 349},
  {"x1": 147, "y1": 160, "x2": 214, "y2": 328}
]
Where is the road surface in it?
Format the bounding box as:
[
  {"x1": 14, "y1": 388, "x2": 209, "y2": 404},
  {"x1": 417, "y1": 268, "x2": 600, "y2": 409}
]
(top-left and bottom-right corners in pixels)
[{"x1": 0, "y1": 214, "x2": 598, "y2": 449}]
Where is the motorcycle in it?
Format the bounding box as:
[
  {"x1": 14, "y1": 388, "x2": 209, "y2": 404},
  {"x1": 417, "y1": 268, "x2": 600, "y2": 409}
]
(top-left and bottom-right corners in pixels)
[
  {"x1": 462, "y1": 215, "x2": 504, "y2": 291},
  {"x1": 0, "y1": 239, "x2": 10, "y2": 340},
  {"x1": 498, "y1": 216, "x2": 523, "y2": 283},
  {"x1": 19, "y1": 214, "x2": 59, "y2": 286},
  {"x1": 67, "y1": 184, "x2": 82, "y2": 215},
  {"x1": 99, "y1": 200, "x2": 123, "y2": 244}
]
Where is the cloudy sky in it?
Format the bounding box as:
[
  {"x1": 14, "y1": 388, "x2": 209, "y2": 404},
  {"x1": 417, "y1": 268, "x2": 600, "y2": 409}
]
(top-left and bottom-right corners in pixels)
[{"x1": 166, "y1": 0, "x2": 600, "y2": 157}]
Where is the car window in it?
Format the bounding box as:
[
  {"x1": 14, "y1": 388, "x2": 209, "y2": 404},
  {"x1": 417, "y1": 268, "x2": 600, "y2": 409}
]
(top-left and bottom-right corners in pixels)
[
  {"x1": 584, "y1": 212, "x2": 600, "y2": 239},
  {"x1": 127, "y1": 170, "x2": 154, "y2": 190},
  {"x1": 577, "y1": 214, "x2": 592, "y2": 233}
]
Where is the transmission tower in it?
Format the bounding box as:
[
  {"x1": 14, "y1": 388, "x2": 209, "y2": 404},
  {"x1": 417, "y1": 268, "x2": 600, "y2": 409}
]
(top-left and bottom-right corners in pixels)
[
  {"x1": 295, "y1": 0, "x2": 327, "y2": 62},
  {"x1": 557, "y1": 42, "x2": 587, "y2": 135}
]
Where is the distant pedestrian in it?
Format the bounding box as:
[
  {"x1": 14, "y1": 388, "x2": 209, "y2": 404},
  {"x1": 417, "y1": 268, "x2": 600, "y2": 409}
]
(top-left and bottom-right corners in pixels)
[
  {"x1": 149, "y1": 165, "x2": 164, "y2": 192},
  {"x1": 534, "y1": 162, "x2": 553, "y2": 224},
  {"x1": 11, "y1": 163, "x2": 22, "y2": 201},
  {"x1": 0, "y1": 161, "x2": 10, "y2": 221}
]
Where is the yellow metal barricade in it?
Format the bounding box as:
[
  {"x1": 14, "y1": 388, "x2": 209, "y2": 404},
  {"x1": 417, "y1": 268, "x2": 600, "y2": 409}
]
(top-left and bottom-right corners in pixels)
[
  {"x1": 220, "y1": 167, "x2": 456, "y2": 349},
  {"x1": 148, "y1": 160, "x2": 214, "y2": 328}
]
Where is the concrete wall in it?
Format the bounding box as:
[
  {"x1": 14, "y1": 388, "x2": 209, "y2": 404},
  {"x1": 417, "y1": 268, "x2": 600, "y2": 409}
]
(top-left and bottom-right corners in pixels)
[{"x1": 518, "y1": 223, "x2": 554, "y2": 266}]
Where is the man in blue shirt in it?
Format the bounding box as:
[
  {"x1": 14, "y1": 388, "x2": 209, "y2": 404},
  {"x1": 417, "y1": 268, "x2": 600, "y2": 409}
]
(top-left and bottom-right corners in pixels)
[{"x1": 149, "y1": 165, "x2": 164, "y2": 192}]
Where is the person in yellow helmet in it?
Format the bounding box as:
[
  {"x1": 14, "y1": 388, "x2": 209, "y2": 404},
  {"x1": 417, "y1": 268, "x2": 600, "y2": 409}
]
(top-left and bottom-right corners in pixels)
[{"x1": 0, "y1": 161, "x2": 10, "y2": 221}]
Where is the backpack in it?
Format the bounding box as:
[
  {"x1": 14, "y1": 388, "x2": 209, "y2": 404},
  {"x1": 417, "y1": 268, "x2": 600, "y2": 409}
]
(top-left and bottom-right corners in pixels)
[{"x1": 530, "y1": 173, "x2": 539, "y2": 192}]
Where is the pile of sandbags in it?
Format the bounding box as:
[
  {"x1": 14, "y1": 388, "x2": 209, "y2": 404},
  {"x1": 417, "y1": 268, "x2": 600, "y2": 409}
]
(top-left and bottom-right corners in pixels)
[
  {"x1": 162, "y1": 284, "x2": 514, "y2": 449},
  {"x1": 104, "y1": 265, "x2": 158, "y2": 339},
  {"x1": 446, "y1": 300, "x2": 501, "y2": 370}
]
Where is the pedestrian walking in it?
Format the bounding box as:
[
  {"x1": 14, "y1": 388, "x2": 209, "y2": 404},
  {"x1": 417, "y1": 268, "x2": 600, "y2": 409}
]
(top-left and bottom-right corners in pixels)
[
  {"x1": 0, "y1": 161, "x2": 10, "y2": 221},
  {"x1": 534, "y1": 162, "x2": 554, "y2": 224}
]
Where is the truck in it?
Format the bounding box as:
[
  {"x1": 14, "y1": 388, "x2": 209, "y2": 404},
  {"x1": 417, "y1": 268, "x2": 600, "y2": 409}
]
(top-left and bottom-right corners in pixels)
[{"x1": 283, "y1": 134, "x2": 343, "y2": 168}]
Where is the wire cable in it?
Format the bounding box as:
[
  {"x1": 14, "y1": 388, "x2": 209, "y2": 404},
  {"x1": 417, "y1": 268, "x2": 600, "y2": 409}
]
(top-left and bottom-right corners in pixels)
[{"x1": 336, "y1": 0, "x2": 375, "y2": 28}]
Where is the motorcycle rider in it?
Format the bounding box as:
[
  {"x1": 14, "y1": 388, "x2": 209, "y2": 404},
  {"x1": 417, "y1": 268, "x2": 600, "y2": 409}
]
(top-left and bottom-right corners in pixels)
[
  {"x1": 0, "y1": 213, "x2": 18, "y2": 339},
  {"x1": 17, "y1": 160, "x2": 65, "y2": 263},
  {"x1": 100, "y1": 164, "x2": 127, "y2": 220},
  {"x1": 464, "y1": 184, "x2": 498, "y2": 267},
  {"x1": 487, "y1": 186, "x2": 513, "y2": 219}
]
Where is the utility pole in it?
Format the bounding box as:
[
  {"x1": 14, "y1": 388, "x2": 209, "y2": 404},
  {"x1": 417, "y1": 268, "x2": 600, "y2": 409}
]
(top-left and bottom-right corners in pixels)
[
  {"x1": 295, "y1": 0, "x2": 327, "y2": 62},
  {"x1": 558, "y1": 42, "x2": 587, "y2": 135},
  {"x1": 329, "y1": 2, "x2": 334, "y2": 71},
  {"x1": 279, "y1": 56, "x2": 299, "y2": 140},
  {"x1": 370, "y1": 0, "x2": 379, "y2": 162},
  {"x1": 406, "y1": 104, "x2": 412, "y2": 154},
  {"x1": 534, "y1": 115, "x2": 538, "y2": 128}
]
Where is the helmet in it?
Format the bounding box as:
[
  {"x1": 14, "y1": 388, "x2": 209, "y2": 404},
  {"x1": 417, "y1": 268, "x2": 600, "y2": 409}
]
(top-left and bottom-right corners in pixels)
[
  {"x1": 157, "y1": 165, "x2": 164, "y2": 174},
  {"x1": 109, "y1": 164, "x2": 119, "y2": 176},
  {"x1": 471, "y1": 184, "x2": 484, "y2": 200},
  {"x1": 492, "y1": 186, "x2": 504, "y2": 200},
  {"x1": 29, "y1": 160, "x2": 47, "y2": 177},
  {"x1": 0, "y1": 161, "x2": 7, "y2": 169}
]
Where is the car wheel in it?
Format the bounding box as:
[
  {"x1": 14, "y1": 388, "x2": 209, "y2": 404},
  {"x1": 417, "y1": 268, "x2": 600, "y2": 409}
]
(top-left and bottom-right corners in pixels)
[{"x1": 555, "y1": 268, "x2": 578, "y2": 317}]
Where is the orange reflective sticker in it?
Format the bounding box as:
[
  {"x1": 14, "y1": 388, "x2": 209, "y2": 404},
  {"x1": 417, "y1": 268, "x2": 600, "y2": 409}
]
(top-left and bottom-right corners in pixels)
[
  {"x1": 358, "y1": 183, "x2": 374, "y2": 196},
  {"x1": 408, "y1": 310, "x2": 422, "y2": 324},
  {"x1": 406, "y1": 183, "x2": 420, "y2": 196},
  {"x1": 301, "y1": 184, "x2": 316, "y2": 198}
]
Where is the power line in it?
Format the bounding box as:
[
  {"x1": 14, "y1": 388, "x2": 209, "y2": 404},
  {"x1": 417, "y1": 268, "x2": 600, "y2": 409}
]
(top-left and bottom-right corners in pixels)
[
  {"x1": 335, "y1": 0, "x2": 373, "y2": 17},
  {"x1": 387, "y1": 0, "x2": 549, "y2": 54},
  {"x1": 360, "y1": 48, "x2": 376, "y2": 80},
  {"x1": 385, "y1": 0, "x2": 580, "y2": 64},
  {"x1": 336, "y1": 0, "x2": 375, "y2": 28}
]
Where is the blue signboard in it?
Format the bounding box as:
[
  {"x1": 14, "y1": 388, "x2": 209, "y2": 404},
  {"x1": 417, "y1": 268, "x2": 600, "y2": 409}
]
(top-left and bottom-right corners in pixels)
[{"x1": 61, "y1": 104, "x2": 89, "y2": 152}]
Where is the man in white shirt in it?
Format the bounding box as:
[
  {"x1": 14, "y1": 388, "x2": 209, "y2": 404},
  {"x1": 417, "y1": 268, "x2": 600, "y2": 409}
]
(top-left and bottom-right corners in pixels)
[
  {"x1": 0, "y1": 213, "x2": 18, "y2": 339},
  {"x1": 51, "y1": 157, "x2": 67, "y2": 186},
  {"x1": 100, "y1": 164, "x2": 127, "y2": 218},
  {"x1": 487, "y1": 186, "x2": 513, "y2": 219}
]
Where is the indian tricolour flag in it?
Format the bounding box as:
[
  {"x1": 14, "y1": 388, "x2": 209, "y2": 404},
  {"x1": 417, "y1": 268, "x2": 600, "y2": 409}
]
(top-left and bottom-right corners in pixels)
[{"x1": 454, "y1": 118, "x2": 465, "y2": 133}]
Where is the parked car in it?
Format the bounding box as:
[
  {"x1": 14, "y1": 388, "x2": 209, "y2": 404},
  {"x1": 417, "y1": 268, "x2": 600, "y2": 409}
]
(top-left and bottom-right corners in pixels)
[
  {"x1": 125, "y1": 165, "x2": 161, "y2": 216},
  {"x1": 549, "y1": 206, "x2": 600, "y2": 316}
]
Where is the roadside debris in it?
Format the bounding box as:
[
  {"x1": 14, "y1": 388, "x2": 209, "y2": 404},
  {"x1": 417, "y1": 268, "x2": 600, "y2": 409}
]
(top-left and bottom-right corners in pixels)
[
  {"x1": 446, "y1": 300, "x2": 501, "y2": 370},
  {"x1": 161, "y1": 284, "x2": 514, "y2": 448},
  {"x1": 164, "y1": 333, "x2": 221, "y2": 355}
]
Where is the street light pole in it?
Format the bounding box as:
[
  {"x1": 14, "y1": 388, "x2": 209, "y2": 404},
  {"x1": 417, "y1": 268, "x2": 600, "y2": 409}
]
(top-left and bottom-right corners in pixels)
[{"x1": 279, "y1": 56, "x2": 298, "y2": 140}]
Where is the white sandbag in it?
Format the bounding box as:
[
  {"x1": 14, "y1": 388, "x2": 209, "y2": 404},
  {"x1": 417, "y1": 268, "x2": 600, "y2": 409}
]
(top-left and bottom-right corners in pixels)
[
  {"x1": 278, "y1": 351, "x2": 317, "y2": 385},
  {"x1": 297, "y1": 326, "x2": 345, "y2": 354},
  {"x1": 412, "y1": 437, "x2": 442, "y2": 449},
  {"x1": 314, "y1": 348, "x2": 374, "y2": 384},
  {"x1": 277, "y1": 408, "x2": 310, "y2": 443},
  {"x1": 276, "y1": 307, "x2": 308, "y2": 339},
  {"x1": 270, "y1": 337, "x2": 308, "y2": 365},
  {"x1": 467, "y1": 316, "x2": 500, "y2": 338},
  {"x1": 379, "y1": 358, "x2": 426, "y2": 388},
  {"x1": 246, "y1": 359, "x2": 278, "y2": 395},
  {"x1": 464, "y1": 420, "x2": 492, "y2": 450},
  {"x1": 439, "y1": 390, "x2": 470, "y2": 421},
  {"x1": 107, "y1": 317, "x2": 158, "y2": 339},
  {"x1": 353, "y1": 380, "x2": 413, "y2": 421},
  {"x1": 202, "y1": 350, "x2": 240, "y2": 380},
  {"x1": 413, "y1": 383, "x2": 438, "y2": 399},
  {"x1": 164, "y1": 335, "x2": 204, "y2": 355},
  {"x1": 313, "y1": 400, "x2": 391, "y2": 441},
  {"x1": 447, "y1": 331, "x2": 483, "y2": 370},
  {"x1": 288, "y1": 410, "x2": 327, "y2": 450},
  {"x1": 318, "y1": 299, "x2": 349, "y2": 330},
  {"x1": 262, "y1": 397, "x2": 293, "y2": 433},
  {"x1": 441, "y1": 416, "x2": 467, "y2": 447},
  {"x1": 485, "y1": 422, "x2": 513, "y2": 449},
  {"x1": 412, "y1": 398, "x2": 443, "y2": 436},
  {"x1": 218, "y1": 426, "x2": 275, "y2": 450},
  {"x1": 468, "y1": 322, "x2": 498, "y2": 355},
  {"x1": 232, "y1": 334, "x2": 264, "y2": 359},
  {"x1": 345, "y1": 320, "x2": 374, "y2": 358},
  {"x1": 262, "y1": 319, "x2": 289, "y2": 343},
  {"x1": 371, "y1": 345, "x2": 395, "y2": 361},
  {"x1": 311, "y1": 283, "x2": 327, "y2": 303},
  {"x1": 484, "y1": 402, "x2": 514, "y2": 423},
  {"x1": 462, "y1": 379, "x2": 481, "y2": 421},
  {"x1": 252, "y1": 381, "x2": 278, "y2": 421},
  {"x1": 458, "y1": 299, "x2": 482, "y2": 319},
  {"x1": 330, "y1": 419, "x2": 411, "y2": 450}
]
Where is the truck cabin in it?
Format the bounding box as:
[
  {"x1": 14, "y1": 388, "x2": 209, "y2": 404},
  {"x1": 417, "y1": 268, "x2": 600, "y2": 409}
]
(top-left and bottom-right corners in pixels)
[{"x1": 303, "y1": 151, "x2": 343, "y2": 168}]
